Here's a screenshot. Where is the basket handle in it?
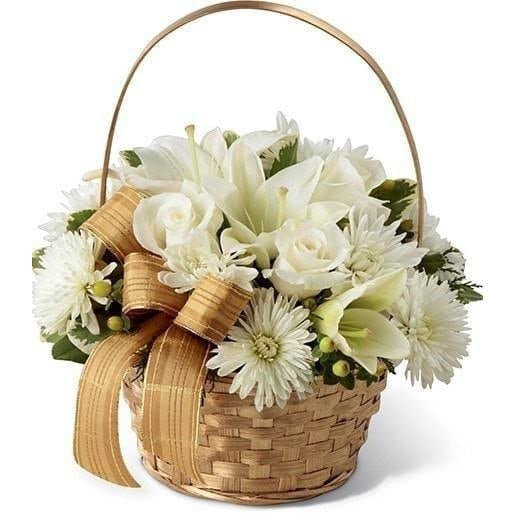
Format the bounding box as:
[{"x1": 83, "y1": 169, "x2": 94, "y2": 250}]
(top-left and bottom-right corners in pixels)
[{"x1": 99, "y1": 1, "x2": 425, "y2": 243}]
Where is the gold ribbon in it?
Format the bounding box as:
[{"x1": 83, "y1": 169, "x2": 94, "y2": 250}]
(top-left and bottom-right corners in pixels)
[{"x1": 74, "y1": 186, "x2": 251, "y2": 487}]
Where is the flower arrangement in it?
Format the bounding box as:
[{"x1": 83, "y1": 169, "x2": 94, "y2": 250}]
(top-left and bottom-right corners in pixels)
[{"x1": 33, "y1": 112, "x2": 482, "y2": 409}]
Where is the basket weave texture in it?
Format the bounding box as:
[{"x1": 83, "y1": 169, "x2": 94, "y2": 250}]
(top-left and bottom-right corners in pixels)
[{"x1": 123, "y1": 368, "x2": 387, "y2": 505}]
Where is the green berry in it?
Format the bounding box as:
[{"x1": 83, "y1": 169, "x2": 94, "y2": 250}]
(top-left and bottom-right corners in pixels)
[
  {"x1": 107, "y1": 316, "x2": 124, "y2": 332},
  {"x1": 319, "y1": 337, "x2": 335, "y2": 353},
  {"x1": 92, "y1": 280, "x2": 112, "y2": 298},
  {"x1": 302, "y1": 298, "x2": 317, "y2": 311},
  {"x1": 332, "y1": 360, "x2": 350, "y2": 377},
  {"x1": 399, "y1": 219, "x2": 414, "y2": 232},
  {"x1": 382, "y1": 179, "x2": 395, "y2": 191}
]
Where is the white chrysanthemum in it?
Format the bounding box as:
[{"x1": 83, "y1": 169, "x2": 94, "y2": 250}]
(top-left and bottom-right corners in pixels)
[
  {"x1": 33, "y1": 231, "x2": 117, "y2": 336},
  {"x1": 39, "y1": 180, "x2": 119, "y2": 242},
  {"x1": 334, "y1": 207, "x2": 427, "y2": 290},
  {"x1": 260, "y1": 112, "x2": 300, "y2": 172},
  {"x1": 402, "y1": 199, "x2": 450, "y2": 254},
  {"x1": 389, "y1": 271, "x2": 470, "y2": 388},
  {"x1": 159, "y1": 230, "x2": 258, "y2": 293},
  {"x1": 207, "y1": 288, "x2": 315, "y2": 411},
  {"x1": 297, "y1": 137, "x2": 335, "y2": 161}
]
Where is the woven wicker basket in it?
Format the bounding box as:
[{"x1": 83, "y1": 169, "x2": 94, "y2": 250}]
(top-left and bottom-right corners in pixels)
[
  {"x1": 78, "y1": 0, "x2": 427, "y2": 504},
  {"x1": 123, "y1": 367, "x2": 387, "y2": 505}
]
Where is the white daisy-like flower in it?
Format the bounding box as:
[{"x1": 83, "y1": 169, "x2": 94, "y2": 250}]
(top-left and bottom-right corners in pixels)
[
  {"x1": 158, "y1": 230, "x2": 258, "y2": 294},
  {"x1": 33, "y1": 231, "x2": 117, "y2": 336},
  {"x1": 334, "y1": 207, "x2": 427, "y2": 291},
  {"x1": 297, "y1": 137, "x2": 335, "y2": 161},
  {"x1": 402, "y1": 199, "x2": 450, "y2": 254},
  {"x1": 260, "y1": 112, "x2": 300, "y2": 172},
  {"x1": 39, "y1": 180, "x2": 119, "y2": 242},
  {"x1": 389, "y1": 271, "x2": 470, "y2": 388},
  {"x1": 207, "y1": 288, "x2": 315, "y2": 411}
]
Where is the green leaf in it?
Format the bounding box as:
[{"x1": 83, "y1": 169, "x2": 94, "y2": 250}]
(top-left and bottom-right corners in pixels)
[
  {"x1": 311, "y1": 344, "x2": 322, "y2": 359},
  {"x1": 370, "y1": 179, "x2": 416, "y2": 224},
  {"x1": 418, "y1": 252, "x2": 447, "y2": 275},
  {"x1": 449, "y1": 280, "x2": 483, "y2": 304},
  {"x1": 109, "y1": 279, "x2": 124, "y2": 305},
  {"x1": 67, "y1": 209, "x2": 96, "y2": 232},
  {"x1": 381, "y1": 358, "x2": 397, "y2": 375},
  {"x1": 41, "y1": 331, "x2": 66, "y2": 344},
  {"x1": 68, "y1": 326, "x2": 105, "y2": 346},
  {"x1": 52, "y1": 337, "x2": 88, "y2": 364},
  {"x1": 120, "y1": 149, "x2": 142, "y2": 167},
  {"x1": 339, "y1": 373, "x2": 355, "y2": 390},
  {"x1": 323, "y1": 366, "x2": 339, "y2": 385},
  {"x1": 268, "y1": 139, "x2": 298, "y2": 177},
  {"x1": 32, "y1": 248, "x2": 45, "y2": 269}
]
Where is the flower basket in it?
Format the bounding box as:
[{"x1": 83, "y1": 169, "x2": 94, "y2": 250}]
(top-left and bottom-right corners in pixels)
[
  {"x1": 32, "y1": 0, "x2": 481, "y2": 506},
  {"x1": 123, "y1": 367, "x2": 387, "y2": 505}
]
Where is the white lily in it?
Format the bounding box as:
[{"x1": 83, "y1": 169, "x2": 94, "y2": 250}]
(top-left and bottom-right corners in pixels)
[
  {"x1": 203, "y1": 138, "x2": 335, "y2": 267},
  {"x1": 313, "y1": 269, "x2": 410, "y2": 374},
  {"x1": 84, "y1": 125, "x2": 228, "y2": 195}
]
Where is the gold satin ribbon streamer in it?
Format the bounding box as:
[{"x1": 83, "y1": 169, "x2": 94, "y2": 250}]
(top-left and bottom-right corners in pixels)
[
  {"x1": 141, "y1": 325, "x2": 210, "y2": 484},
  {"x1": 140, "y1": 276, "x2": 251, "y2": 483},
  {"x1": 74, "y1": 313, "x2": 172, "y2": 487},
  {"x1": 73, "y1": 186, "x2": 251, "y2": 488}
]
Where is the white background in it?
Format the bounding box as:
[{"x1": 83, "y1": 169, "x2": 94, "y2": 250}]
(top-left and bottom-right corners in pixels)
[{"x1": 2, "y1": 0, "x2": 512, "y2": 511}]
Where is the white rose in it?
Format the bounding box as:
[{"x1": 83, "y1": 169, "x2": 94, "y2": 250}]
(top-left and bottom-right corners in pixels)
[
  {"x1": 133, "y1": 181, "x2": 222, "y2": 256},
  {"x1": 263, "y1": 220, "x2": 350, "y2": 299}
]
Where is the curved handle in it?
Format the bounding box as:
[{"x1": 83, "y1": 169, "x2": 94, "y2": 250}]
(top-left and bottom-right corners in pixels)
[{"x1": 100, "y1": 0, "x2": 425, "y2": 243}]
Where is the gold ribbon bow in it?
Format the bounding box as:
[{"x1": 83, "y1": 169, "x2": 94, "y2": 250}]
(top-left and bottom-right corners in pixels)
[{"x1": 73, "y1": 186, "x2": 252, "y2": 487}]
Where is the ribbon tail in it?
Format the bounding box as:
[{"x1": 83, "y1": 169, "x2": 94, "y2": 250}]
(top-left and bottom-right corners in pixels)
[
  {"x1": 73, "y1": 313, "x2": 172, "y2": 487},
  {"x1": 141, "y1": 325, "x2": 211, "y2": 485}
]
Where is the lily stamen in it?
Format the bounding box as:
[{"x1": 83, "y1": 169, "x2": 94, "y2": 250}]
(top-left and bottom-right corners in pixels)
[
  {"x1": 276, "y1": 186, "x2": 288, "y2": 227},
  {"x1": 185, "y1": 124, "x2": 201, "y2": 185}
]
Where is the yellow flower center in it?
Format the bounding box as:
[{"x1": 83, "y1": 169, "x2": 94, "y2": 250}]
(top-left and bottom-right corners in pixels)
[{"x1": 253, "y1": 334, "x2": 279, "y2": 361}]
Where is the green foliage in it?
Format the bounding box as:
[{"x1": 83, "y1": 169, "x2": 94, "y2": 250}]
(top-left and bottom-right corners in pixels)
[
  {"x1": 110, "y1": 279, "x2": 124, "y2": 304},
  {"x1": 223, "y1": 130, "x2": 239, "y2": 148},
  {"x1": 120, "y1": 149, "x2": 142, "y2": 167},
  {"x1": 418, "y1": 252, "x2": 446, "y2": 275},
  {"x1": 32, "y1": 248, "x2": 45, "y2": 269},
  {"x1": 370, "y1": 179, "x2": 416, "y2": 224},
  {"x1": 381, "y1": 359, "x2": 397, "y2": 375},
  {"x1": 51, "y1": 336, "x2": 88, "y2": 364},
  {"x1": 268, "y1": 139, "x2": 298, "y2": 177},
  {"x1": 67, "y1": 209, "x2": 96, "y2": 232},
  {"x1": 449, "y1": 279, "x2": 483, "y2": 304}
]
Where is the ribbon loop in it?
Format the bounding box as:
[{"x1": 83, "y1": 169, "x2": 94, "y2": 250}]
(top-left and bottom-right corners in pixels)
[
  {"x1": 175, "y1": 275, "x2": 252, "y2": 344},
  {"x1": 123, "y1": 253, "x2": 186, "y2": 317},
  {"x1": 82, "y1": 186, "x2": 145, "y2": 261}
]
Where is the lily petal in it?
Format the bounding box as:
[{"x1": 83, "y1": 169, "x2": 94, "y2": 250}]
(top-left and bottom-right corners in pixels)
[
  {"x1": 342, "y1": 308, "x2": 410, "y2": 360},
  {"x1": 350, "y1": 269, "x2": 407, "y2": 312}
]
